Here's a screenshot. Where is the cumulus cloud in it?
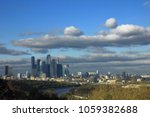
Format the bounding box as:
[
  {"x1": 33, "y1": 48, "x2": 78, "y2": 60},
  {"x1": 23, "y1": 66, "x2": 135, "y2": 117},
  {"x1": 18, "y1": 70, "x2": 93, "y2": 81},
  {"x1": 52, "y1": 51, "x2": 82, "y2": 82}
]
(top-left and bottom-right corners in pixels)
[
  {"x1": 111, "y1": 24, "x2": 146, "y2": 36},
  {"x1": 0, "y1": 44, "x2": 30, "y2": 55},
  {"x1": 12, "y1": 24, "x2": 150, "y2": 49},
  {"x1": 2, "y1": 17, "x2": 150, "y2": 74},
  {"x1": 105, "y1": 18, "x2": 118, "y2": 28},
  {"x1": 64, "y1": 26, "x2": 84, "y2": 36}
]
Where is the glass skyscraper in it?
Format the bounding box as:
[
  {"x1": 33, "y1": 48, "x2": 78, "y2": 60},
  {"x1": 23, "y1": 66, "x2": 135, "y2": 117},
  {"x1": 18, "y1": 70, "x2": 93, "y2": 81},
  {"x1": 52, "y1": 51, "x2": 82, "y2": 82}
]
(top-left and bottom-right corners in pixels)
[
  {"x1": 31, "y1": 55, "x2": 63, "y2": 78},
  {"x1": 31, "y1": 56, "x2": 36, "y2": 77}
]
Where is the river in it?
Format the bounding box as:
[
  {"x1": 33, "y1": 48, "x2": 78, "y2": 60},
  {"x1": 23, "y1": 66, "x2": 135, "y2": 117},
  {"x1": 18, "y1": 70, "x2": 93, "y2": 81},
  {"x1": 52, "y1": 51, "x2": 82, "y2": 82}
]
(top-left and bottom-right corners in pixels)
[{"x1": 54, "y1": 87, "x2": 73, "y2": 96}]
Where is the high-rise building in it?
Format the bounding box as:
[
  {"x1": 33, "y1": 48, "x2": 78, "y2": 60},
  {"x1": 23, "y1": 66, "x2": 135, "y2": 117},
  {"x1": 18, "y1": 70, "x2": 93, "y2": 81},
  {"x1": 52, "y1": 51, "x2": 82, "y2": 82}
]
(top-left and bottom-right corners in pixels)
[
  {"x1": 46, "y1": 55, "x2": 51, "y2": 77},
  {"x1": 46, "y1": 64, "x2": 50, "y2": 77},
  {"x1": 64, "y1": 64, "x2": 70, "y2": 77},
  {"x1": 36, "y1": 59, "x2": 41, "y2": 77},
  {"x1": 5, "y1": 65, "x2": 13, "y2": 76},
  {"x1": 51, "y1": 59, "x2": 57, "y2": 77},
  {"x1": 5, "y1": 65, "x2": 9, "y2": 76},
  {"x1": 41, "y1": 61, "x2": 46, "y2": 74},
  {"x1": 46, "y1": 54, "x2": 51, "y2": 64},
  {"x1": 56, "y1": 57, "x2": 63, "y2": 77},
  {"x1": 57, "y1": 64, "x2": 63, "y2": 77},
  {"x1": 30, "y1": 55, "x2": 64, "y2": 78},
  {"x1": 31, "y1": 56, "x2": 36, "y2": 77}
]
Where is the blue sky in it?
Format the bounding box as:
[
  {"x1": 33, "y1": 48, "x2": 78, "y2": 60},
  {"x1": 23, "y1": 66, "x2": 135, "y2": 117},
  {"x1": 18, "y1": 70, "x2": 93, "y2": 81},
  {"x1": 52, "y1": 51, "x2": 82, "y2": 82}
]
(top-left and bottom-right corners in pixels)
[{"x1": 0, "y1": 0, "x2": 150, "y2": 74}]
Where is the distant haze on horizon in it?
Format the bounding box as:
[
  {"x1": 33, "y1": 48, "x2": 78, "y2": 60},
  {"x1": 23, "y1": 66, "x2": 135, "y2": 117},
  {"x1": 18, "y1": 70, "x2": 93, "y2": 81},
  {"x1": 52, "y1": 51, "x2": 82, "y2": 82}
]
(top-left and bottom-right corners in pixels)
[{"x1": 0, "y1": 0, "x2": 150, "y2": 75}]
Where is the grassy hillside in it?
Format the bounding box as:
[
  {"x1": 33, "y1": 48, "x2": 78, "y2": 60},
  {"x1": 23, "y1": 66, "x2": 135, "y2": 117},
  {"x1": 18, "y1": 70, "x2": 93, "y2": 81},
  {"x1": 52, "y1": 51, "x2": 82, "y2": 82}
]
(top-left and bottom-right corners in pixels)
[{"x1": 89, "y1": 84, "x2": 150, "y2": 100}]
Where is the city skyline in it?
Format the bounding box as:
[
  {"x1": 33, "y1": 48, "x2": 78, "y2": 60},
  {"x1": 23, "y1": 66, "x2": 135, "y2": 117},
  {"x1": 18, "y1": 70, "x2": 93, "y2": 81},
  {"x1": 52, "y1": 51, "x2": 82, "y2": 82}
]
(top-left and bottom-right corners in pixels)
[
  {"x1": 0, "y1": 0, "x2": 150, "y2": 74},
  {"x1": 31, "y1": 55, "x2": 63, "y2": 78}
]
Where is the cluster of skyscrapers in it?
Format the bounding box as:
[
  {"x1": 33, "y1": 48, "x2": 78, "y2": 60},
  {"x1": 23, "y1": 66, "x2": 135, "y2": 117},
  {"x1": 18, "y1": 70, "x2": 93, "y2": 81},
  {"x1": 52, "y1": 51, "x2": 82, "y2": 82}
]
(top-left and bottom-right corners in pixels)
[{"x1": 31, "y1": 55, "x2": 63, "y2": 78}]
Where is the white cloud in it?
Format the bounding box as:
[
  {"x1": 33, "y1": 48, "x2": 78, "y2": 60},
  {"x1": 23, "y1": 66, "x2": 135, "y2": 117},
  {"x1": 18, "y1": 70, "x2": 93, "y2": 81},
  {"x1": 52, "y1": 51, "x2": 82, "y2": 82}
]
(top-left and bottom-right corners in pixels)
[
  {"x1": 105, "y1": 18, "x2": 118, "y2": 28},
  {"x1": 3, "y1": 17, "x2": 150, "y2": 74},
  {"x1": 12, "y1": 24, "x2": 150, "y2": 49},
  {"x1": 111, "y1": 24, "x2": 146, "y2": 36},
  {"x1": 64, "y1": 26, "x2": 83, "y2": 36},
  {"x1": 11, "y1": 18, "x2": 150, "y2": 52}
]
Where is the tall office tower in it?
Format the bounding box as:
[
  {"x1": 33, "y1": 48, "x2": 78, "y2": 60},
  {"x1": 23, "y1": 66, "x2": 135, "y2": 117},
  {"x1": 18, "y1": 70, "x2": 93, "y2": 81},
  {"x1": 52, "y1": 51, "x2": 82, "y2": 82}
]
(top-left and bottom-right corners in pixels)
[
  {"x1": 64, "y1": 64, "x2": 70, "y2": 77},
  {"x1": 36, "y1": 59, "x2": 41, "y2": 77},
  {"x1": 31, "y1": 56, "x2": 36, "y2": 77},
  {"x1": 57, "y1": 64, "x2": 63, "y2": 78},
  {"x1": 5, "y1": 65, "x2": 9, "y2": 76},
  {"x1": 41, "y1": 61, "x2": 46, "y2": 74},
  {"x1": 5, "y1": 65, "x2": 13, "y2": 77},
  {"x1": 51, "y1": 59, "x2": 57, "y2": 77},
  {"x1": 46, "y1": 64, "x2": 50, "y2": 77},
  {"x1": 46, "y1": 55, "x2": 51, "y2": 77},
  {"x1": 46, "y1": 54, "x2": 51, "y2": 64},
  {"x1": 56, "y1": 57, "x2": 63, "y2": 77}
]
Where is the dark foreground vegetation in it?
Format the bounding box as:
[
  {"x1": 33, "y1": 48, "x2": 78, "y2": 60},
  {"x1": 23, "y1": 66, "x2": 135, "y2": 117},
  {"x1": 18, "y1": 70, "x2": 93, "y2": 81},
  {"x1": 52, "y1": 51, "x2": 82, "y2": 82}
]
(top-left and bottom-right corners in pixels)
[
  {"x1": 0, "y1": 79, "x2": 78, "y2": 100},
  {"x1": 0, "y1": 79, "x2": 59, "y2": 99},
  {"x1": 1, "y1": 79, "x2": 150, "y2": 100}
]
